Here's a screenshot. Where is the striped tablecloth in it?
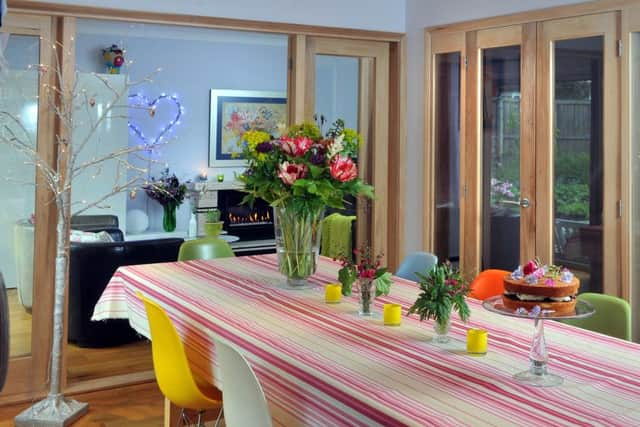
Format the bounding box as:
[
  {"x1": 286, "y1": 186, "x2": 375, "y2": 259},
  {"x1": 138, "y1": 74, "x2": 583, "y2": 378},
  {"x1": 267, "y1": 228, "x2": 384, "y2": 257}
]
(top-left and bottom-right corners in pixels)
[{"x1": 93, "y1": 255, "x2": 640, "y2": 426}]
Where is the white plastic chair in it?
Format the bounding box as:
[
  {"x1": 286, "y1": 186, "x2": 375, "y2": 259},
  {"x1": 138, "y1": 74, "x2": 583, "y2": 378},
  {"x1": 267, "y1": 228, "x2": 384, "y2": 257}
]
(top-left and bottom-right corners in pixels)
[{"x1": 215, "y1": 338, "x2": 272, "y2": 427}]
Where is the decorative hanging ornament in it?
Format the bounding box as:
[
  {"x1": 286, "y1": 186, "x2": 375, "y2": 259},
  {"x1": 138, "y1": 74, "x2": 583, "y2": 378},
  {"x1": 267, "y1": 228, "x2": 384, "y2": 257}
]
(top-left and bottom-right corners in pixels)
[
  {"x1": 102, "y1": 44, "x2": 125, "y2": 74},
  {"x1": 128, "y1": 93, "x2": 184, "y2": 149}
]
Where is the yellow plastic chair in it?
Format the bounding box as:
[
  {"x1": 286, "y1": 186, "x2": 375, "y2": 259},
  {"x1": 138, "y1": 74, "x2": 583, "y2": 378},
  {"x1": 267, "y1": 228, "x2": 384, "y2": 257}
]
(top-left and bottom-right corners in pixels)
[
  {"x1": 178, "y1": 237, "x2": 235, "y2": 261},
  {"x1": 136, "y1": 292, "x2": 222, "y2": 426}
]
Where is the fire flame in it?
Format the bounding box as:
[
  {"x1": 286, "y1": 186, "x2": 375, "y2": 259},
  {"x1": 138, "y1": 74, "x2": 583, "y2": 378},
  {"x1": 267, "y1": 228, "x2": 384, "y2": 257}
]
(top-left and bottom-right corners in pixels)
[{"x1": 228, "y1": 210, "x2": 272, "y2": 225}]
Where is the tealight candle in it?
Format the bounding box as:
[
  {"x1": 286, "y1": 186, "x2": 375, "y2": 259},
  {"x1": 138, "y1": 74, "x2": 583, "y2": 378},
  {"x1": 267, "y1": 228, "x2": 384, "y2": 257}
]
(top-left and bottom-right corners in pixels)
[
  {"x1": 383, "y1": 303, "x2": 402, "y2": 326},
  {"x1": 217, "y1": 173, "x2": 225, "y2": 182},
  {"x1": 466, "y1": 328, "x2": 488, "y2": 355},
  {"x1": 325, "y1": 283, "x2": 342, "y2": 304},
  {"x1": 198, "y1": 169, "x2": 208, "y2": 181}
]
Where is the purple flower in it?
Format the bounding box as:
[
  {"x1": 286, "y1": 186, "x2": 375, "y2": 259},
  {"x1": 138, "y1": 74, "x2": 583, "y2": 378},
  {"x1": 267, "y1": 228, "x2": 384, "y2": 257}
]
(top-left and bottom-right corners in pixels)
[
  {"x1": 256, "y1": 141, "x2": 273, "y2": 153},
  {"x1": 308, "y1": 144, "x2": 326, "y2": 165}
]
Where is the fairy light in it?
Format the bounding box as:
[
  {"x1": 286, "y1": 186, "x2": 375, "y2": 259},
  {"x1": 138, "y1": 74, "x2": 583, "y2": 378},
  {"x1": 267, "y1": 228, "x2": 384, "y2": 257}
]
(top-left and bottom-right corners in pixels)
[{"x1": 127, "y1": 93, "x2": 185, "y2": 149}]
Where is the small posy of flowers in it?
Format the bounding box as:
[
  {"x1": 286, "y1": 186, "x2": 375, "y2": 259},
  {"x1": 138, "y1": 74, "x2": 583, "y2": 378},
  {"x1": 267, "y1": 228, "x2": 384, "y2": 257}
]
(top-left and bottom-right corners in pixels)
[
  {"x1": 407, "y1": 262, "x2": 471, "y2": 325},
  {"x1": 237, "y1": 118, "x2": 374, "y2": 213},
  {"x1": 336, "y1": 243, "x2": 392, "y2": 297},
  {"x1": 511, "y1": 257, "x2": 574, "y2": 285},
  {"x1": 144, "y1": 167, "x2": 188, "y2": 207}
]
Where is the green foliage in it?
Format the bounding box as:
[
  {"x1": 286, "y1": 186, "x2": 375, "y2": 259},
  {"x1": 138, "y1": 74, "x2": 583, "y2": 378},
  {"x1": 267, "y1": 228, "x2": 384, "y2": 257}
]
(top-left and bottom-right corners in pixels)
[
  {"x1": 373, "y1": 271, "x2": 393, "y2": 297},
  {"x1": 407, "y1": 262, "x2": 471, "y2": 325},
  {"x1": 206, "y1": 208, "x2": 221, "y2": 223},
  {"x1": 338, "y1": 265, "x2": 358, "y2": 296},
  {"x1": 287, "y1": 121, "x2": 322, "y2": 140}
]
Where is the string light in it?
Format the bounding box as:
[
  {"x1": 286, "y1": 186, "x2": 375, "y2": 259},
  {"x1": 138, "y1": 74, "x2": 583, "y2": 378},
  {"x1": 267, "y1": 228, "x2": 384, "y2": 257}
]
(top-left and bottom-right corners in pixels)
[{"x1": 127, "y1": 93, "x2": 185, "y2": 149}]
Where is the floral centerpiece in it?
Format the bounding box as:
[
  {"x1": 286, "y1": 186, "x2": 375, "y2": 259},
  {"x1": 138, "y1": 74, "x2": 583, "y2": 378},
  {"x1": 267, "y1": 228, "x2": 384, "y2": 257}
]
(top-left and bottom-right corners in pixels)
[
  {"x1": 407, "y1": 262, "x2": 470, "y2": 343},
  {"x1": 238, "y1": 119, "x2": 374, "y2": 288},
  {"x1": 336, "y1": 244, "x2": 393, "y2": 316},
  {"x1": 144, "y1": 168, "x2": 188, "y2": 232}
]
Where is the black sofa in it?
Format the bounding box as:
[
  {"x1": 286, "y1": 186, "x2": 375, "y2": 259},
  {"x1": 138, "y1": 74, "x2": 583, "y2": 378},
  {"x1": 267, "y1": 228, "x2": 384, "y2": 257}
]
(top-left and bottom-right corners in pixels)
[{"x1": 68, "y1": 215, "x2": 183, "y2": 347}]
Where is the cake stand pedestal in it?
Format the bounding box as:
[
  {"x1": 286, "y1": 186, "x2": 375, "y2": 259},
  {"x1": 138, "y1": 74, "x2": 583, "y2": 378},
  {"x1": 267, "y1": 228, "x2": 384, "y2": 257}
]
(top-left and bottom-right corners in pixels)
[{"x1": 482, "y1": 295, "x2": 595, "y2": 387}]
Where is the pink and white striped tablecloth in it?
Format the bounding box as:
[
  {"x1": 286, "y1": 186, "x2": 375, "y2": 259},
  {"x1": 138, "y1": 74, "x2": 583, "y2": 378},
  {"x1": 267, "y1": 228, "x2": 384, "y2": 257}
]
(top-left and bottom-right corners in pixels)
[{"x1": 93, "y1": 255, "x2": 640, "y2": 426}]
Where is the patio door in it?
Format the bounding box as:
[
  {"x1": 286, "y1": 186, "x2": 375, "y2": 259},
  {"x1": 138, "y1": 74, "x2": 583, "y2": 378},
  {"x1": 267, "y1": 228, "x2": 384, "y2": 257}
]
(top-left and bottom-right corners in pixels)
[
  {"x1": 0, "y1": 13, "x2": 57, "y2": 397},
  {"x1": 464, "y1": 24, "x2": 537, "y2": 275},
  {"x1": 463, "y1": 13, "x2": 620, "y2": 295},
  {"x1": 537, "y1": 13, "x2": 620, "y2": 295}
]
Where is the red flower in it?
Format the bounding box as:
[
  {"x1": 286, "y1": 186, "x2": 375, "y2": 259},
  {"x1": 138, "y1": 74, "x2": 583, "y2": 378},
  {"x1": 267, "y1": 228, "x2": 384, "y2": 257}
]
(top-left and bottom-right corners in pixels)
[
  {"x1": 278, "y1": 161, "x2": 308, "y2": 185},
  {"x1": 279, "y1": 136, "x2": 312, "y2": 157},
  {"x1": 523, "y1": 260, "x2": 538, "y2": 275},
  {"x1": 330, "y1": 155, "x2": 358, "y2": 182}
]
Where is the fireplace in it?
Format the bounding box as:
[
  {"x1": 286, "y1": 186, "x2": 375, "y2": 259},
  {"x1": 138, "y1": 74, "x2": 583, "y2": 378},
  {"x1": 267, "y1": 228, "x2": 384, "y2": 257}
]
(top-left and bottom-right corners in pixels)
[{"x1": 217, "y1": 190, "x2": 275, "y2": 242}]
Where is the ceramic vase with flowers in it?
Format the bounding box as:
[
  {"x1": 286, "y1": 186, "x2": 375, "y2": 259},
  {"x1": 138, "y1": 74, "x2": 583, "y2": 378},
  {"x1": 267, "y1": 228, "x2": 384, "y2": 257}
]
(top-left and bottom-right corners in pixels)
[
  {"x1": 144, "y1": 168, "x2": 188, "y2": 232},
  {"x1": 238, "y1": 119, "x2": 374, "y2": 288},
  {"x1": 408, "y1": 262, "x2": 471, "y2": 343},
  {"x1": 337, "y1": 244, "x2": 393, "y2": 316}
]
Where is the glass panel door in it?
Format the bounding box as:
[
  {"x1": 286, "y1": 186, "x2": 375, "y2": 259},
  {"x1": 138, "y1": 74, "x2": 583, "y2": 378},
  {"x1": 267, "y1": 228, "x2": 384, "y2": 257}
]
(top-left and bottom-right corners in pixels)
[
  {"x1": 433, "y1": 52, "x2": 461, "y2": 264},
  {"x1": 538, "y1": 13, "x2": 619, "y2": 296},
  {"x1": 0, "y1": 33, "x2": 39, "y2": 358},
  {"x1": 304, "y1": 37, "x2": 390, "y2": 262},
  {"x1": 481, "y1": 45, "x2": 522, "y2": 270},
  {"x1": 630, "y1": 11, "x2": 640, "y2": 342},
  {"x1": 553, "y1": 36, "x2": 604, "y2": 293},
  {"x1": 0, "y1": 13, "x2": 56, "y2": 396}
]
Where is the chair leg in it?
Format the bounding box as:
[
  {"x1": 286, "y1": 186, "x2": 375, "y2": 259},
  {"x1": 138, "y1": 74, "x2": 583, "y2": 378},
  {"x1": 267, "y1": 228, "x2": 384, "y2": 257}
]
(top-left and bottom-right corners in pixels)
[
  {"x1": 213, "y1": 407, "x2": 224, "y2": 427},
  {"x1": 177, "y1": 408, "x2": 191, "y2": 427}
]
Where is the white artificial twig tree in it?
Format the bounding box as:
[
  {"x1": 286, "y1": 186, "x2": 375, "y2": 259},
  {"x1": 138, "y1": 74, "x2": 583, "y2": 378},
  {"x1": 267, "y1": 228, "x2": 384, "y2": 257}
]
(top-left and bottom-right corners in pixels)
[{"x1": 1, "y1": 39, "x2": 166, "y2": 424}]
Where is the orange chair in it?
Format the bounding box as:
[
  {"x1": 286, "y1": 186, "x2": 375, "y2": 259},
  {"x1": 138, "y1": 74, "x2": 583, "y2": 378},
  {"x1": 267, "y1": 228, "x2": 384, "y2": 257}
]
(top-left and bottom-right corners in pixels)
[{"x1": 469, "y1": 269, "x2": 509, "y2": 300}]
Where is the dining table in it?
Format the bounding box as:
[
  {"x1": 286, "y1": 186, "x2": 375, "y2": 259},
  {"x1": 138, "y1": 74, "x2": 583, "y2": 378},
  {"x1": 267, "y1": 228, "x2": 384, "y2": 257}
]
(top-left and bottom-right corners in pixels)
[{"x1": 92, "y1": 254, "x2": 640, "y2": 426}]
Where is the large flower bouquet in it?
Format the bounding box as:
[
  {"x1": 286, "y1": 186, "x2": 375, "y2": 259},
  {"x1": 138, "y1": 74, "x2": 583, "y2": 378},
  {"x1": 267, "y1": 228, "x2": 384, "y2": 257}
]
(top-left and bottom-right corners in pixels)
[{"x1": 238, "y1": 119, "x2": 374, "y2": 286}]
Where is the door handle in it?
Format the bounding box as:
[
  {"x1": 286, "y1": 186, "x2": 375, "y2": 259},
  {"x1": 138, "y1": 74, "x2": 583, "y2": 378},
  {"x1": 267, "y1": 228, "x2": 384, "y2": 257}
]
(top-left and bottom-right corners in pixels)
[{"x1": 520, "y1": 198, "x2": 530, "y2": 209}]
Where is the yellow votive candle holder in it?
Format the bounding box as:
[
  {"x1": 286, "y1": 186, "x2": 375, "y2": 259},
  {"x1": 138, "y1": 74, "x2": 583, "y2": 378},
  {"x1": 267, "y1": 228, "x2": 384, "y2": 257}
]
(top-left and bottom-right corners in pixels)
[
  {"x1": 383, "y1": 303, "x2": 402, "y2": 326},
  {"x1": 466, "y1": 328, "x2": 488, "y2": 355},
  {"x1": 325, "y1": 284, "x2": 342, "y2": 304}
]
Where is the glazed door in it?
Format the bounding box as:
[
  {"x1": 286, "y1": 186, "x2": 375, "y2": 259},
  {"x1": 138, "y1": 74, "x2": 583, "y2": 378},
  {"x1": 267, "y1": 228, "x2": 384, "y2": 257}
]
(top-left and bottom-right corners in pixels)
[
  {"x1": 0, "y1": 13, "x2": 57, "y2": 397},
  {"x1": 464, "y1": 24, "x2": 537, "y2": 276},
  {"x1": 295, "y1": 37, "x2": 390, "y2": 263},
  {"x1": 537, "y1": 13, "x2": 619, "y2": 295}
]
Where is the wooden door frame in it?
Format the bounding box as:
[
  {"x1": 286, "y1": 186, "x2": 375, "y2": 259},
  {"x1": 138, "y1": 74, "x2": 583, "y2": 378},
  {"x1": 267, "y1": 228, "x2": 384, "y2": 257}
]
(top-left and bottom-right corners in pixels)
[
  {"x1": 461, "y1": 24, "x2": 537, "y2": 278},
  {"x1": 536, "y1": 12, "x2": 620, "y2": 296},
  {"x1": 1, "y1": 12, "x2": 57, "y2": 400},
  {"x1": 292, "y1": 35, "x2": 403, "y2": 268}
]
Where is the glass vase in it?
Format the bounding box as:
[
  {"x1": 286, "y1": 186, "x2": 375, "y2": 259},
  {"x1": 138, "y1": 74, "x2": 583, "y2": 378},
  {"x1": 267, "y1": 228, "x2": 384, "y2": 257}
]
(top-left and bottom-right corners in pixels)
[
  {"x1": 162, "y1": 202, "x2": 177, "y2": 232},
  {"x1": 358, "y1": 278, "x2": 375, "y2": 317},
  {"x1": 433, "y1": 317, "x2": 451, "y2": 344},
  {"x1": 273, "y1": 204, "x2": 324, "y2": 289}
]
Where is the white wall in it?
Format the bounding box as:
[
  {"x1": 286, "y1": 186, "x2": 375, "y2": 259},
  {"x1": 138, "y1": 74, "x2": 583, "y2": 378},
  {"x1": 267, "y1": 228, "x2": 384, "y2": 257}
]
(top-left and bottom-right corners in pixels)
[
  {"x1": 403, "y1": 0, "x2": 585, "y2": 257},
  {"x1": 30, "y1": 0, "x2": 406, "y2": 33}
]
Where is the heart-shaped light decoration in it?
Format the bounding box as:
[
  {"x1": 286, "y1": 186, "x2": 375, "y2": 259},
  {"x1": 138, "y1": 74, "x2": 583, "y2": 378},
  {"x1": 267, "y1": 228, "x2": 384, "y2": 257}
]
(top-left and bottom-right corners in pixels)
[{"x1": 128, "y1": 93, "x2": 184, "y2": 149}]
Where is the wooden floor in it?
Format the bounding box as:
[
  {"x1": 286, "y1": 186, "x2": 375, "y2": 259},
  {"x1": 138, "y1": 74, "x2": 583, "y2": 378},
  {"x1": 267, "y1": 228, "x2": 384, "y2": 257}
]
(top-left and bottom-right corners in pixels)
[
  {"x1": 6, "y1": 289, "x2": 154, "y2": 384},
  {"x1": 0, "y1": 382, "x2": 164, "y2": 426},
  {"x1": 7, "y1": 289, "x2": 31, "y2": 358}
]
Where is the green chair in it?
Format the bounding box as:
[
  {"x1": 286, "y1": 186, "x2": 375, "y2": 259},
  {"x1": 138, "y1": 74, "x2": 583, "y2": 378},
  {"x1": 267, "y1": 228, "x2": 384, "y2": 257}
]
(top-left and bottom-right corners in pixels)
[
  {"x1": 562, "y1": 292, "x2": 632, "y2": 341},
  {"x1": 320, "y1": 213, "x2": 356, "y2": 260},
  {"x1": 178, "y1": 237, "x2": 235, "y2": 261}
]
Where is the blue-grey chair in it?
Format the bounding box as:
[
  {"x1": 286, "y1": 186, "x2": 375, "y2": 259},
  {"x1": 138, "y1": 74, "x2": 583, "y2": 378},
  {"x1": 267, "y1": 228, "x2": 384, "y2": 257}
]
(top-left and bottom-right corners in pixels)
[{"x1": 395, "y1": 252, "x2": 438, "y2": 282}]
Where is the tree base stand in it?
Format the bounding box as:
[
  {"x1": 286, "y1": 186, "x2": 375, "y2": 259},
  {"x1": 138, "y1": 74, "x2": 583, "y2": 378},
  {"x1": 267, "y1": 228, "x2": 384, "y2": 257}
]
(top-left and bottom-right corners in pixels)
[{"x1": 15, "y1": 394, "x2": 88, "y2": 427}]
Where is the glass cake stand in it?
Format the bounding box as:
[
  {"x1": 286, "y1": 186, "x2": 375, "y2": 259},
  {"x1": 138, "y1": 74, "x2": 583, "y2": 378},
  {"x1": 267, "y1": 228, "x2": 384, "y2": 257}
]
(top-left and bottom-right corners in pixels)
[{"x1": 483, "y1": 295, "x2": 595, "y2": 387}]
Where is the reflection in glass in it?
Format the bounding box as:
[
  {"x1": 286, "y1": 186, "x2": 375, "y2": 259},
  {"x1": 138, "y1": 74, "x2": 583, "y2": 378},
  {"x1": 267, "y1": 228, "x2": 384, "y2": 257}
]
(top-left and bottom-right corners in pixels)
[
  {"x1": 0, "y1": 34, "x2": 40, "y2": 358},
  {"x1": 553, "y1": 37, "x2": 603, "y2": 293},
  {"x1": 314, "y1": 55, "x2": 359, "y2": 129},
  {"x1": 433, "y1": 52, "x2": 460, "y2": 263},
  {"x1": 481, "y1": 45, "x2": 521, "y2": 270}
]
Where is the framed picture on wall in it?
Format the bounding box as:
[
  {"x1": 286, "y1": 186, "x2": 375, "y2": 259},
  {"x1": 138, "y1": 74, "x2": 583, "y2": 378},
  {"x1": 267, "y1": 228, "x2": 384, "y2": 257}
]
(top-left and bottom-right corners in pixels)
[{"x1": 209, "y1": 89, "x2": 287, "y2": 167}]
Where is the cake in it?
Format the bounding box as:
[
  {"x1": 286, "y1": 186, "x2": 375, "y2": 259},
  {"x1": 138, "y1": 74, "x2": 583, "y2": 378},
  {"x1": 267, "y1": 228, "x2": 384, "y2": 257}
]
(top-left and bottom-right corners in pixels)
[{"x1": 502, "y1": 259, "x2": 579, "y2": 315}]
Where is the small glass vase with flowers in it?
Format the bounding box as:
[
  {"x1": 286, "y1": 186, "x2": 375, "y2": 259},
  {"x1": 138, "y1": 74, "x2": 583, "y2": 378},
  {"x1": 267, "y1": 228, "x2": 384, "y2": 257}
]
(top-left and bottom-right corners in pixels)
[
  {"x1": 337, "y1": 244, "x2": 393, "y2": 317},
  {"x1": 144, "y1": 168, "x2": 188, "y2": 232},
  {"x1": 407, "y1": 262, "x2": 471, "y2": 343}
]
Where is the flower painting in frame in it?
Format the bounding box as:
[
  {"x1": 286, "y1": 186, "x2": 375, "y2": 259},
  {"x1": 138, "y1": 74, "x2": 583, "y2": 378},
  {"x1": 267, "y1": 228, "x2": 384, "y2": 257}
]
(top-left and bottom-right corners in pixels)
[{"x1": 209, "y1": 89, "x2": 287, "y2": 167}]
